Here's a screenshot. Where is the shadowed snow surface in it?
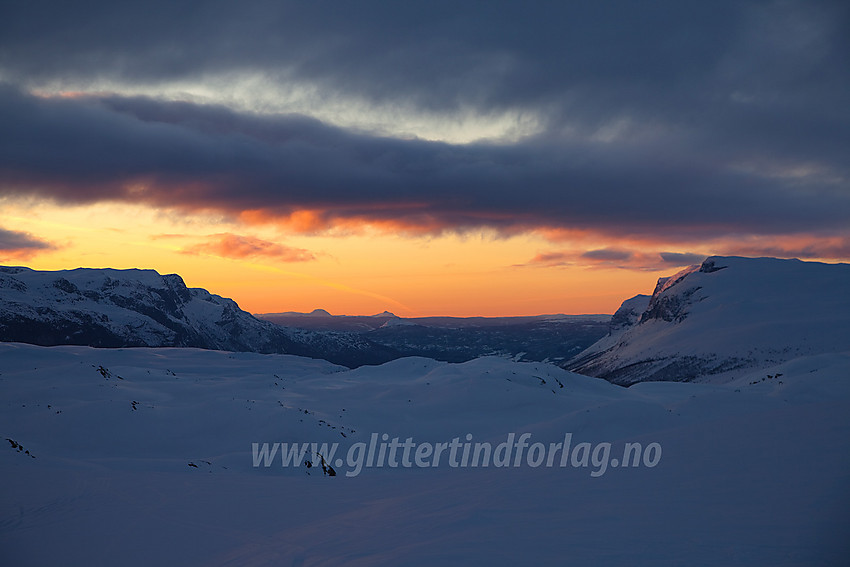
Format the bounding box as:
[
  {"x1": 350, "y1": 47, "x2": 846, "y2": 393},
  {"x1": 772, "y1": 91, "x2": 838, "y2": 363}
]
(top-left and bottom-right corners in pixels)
[{"x1": 2, "y1": 343, "x2": 848, "y2": 566}]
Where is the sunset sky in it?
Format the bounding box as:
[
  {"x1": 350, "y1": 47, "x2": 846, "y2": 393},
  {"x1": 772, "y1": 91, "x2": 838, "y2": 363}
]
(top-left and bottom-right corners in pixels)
[{"x1": 1, "y1": 1, "x2": 848, "y2": 316}]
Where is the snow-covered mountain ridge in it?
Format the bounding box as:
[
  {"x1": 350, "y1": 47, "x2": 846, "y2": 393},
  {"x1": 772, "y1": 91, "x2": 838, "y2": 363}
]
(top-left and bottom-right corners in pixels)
[
  {"x1": 566, "y1": 256, "x2": 850, "y2": 384},
  {"x1": 0, "y1": 266, "x2": 398, "y2": 367}
]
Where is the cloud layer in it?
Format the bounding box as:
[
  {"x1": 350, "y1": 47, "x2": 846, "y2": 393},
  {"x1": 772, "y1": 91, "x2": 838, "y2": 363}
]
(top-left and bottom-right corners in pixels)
[
  {"x1": 0, "y1": 227, "x2": 55, "y2": 260},
  {"x1": 1, "y1": 1, "x2": 847, "y2": 258}
]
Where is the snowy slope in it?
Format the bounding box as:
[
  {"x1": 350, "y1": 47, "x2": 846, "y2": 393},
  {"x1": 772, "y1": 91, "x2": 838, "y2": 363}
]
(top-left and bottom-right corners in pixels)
[
  {"x1": 567, "y1": 256, "x2": 850, "y2": 384},
  {"x1": 0, "y1": 266, "x2": 399, "y2": 367},
  {"x1": 1, "y1": 342, "x2": 848, "y2": 565}
]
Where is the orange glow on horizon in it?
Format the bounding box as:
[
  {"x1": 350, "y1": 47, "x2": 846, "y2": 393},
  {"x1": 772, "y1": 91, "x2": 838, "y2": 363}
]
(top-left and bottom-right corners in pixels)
[
  {"x1": 0, "y1": 200, "x2": 668, "y2": 317},
  {"x1": 3, "y1": 199, "x2": 845, "y2": 318}
]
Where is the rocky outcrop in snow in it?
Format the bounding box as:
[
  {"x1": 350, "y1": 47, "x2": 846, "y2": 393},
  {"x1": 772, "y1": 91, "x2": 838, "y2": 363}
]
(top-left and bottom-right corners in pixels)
[{"x1": 609, "y1": 294, "x2": 651, "y2": 332}]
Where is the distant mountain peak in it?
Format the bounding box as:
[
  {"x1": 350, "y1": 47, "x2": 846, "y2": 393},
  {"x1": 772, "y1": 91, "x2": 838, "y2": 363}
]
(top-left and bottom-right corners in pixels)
[
  {"x1": 370, "y1": 311, "x2": 397, "y2": 318},
  {"x1": 306, "y1": 308, "x2": 332, "y2": 317}
]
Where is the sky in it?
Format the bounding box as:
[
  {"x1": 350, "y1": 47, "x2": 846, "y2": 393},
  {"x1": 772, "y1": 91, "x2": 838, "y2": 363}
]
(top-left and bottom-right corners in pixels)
[{"x1": 1, "y1": 0, "x2": 848, "y2": 316}]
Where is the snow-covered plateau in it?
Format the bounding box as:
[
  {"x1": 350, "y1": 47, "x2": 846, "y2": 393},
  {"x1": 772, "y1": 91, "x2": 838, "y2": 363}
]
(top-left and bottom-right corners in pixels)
[{"x1": 2, "y1": 343, "x2": 849, "y2": 565}]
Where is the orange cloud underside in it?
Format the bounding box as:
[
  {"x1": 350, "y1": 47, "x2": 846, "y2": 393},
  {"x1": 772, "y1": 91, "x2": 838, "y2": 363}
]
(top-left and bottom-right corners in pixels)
[{"x1": 180, "y1": 233, "x2": 316, "y2": 262}]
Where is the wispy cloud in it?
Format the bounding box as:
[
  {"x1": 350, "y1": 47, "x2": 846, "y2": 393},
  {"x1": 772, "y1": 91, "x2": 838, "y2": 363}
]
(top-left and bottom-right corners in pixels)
[
  {"x1": 180, "y1": 233, "x2": 316, "y2": 262},
  {"x1": 719, "y1": 237, "x2": 850, "y2": 261},
  {"x1": 581, "y1": 249, "x2": 633, "y2": 262},
  {"x1": 0, "y1": 227, "x2": 56, "y2": 260},
  {"x1": 520, "y1": 248, "x2": 707, "y2": 271}
]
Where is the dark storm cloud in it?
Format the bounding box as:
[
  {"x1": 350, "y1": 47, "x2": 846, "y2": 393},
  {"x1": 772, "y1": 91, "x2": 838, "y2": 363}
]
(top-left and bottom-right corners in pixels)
[
  {"x1": 2, "y1": 1, "x2": 847, "y2": 122},
  {"x1": 3, "y1": 1, "x2": 844, "y2": 113},
  {"x1": 0, "y1": 85, "x2": 848, "y2": 239},
  {"x1": 1, "y1": 1, "x2": 738, "y2": 103},
  {"x1": 0, "y1": 1, "x2": 848, "y2": 244},
  {"x1": 0, "y1": 227, "x2": 55, "y2": 258}
]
